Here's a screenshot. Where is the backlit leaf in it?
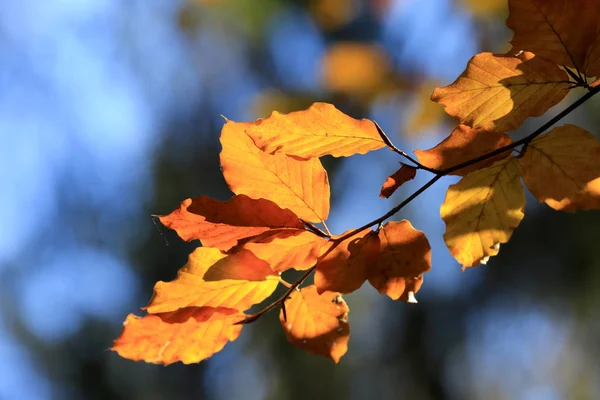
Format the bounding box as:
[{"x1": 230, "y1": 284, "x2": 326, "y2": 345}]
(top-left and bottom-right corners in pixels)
[
  {"x1": 368, "y1": 221, "x2": 431, "y2": 301},
  {"x1": 520, "y1": 124, "x2": 600, "y2": 212},
  {"x1": 414, "y1": 125, "x2": 513, "y2": 176},
  {"x1": 112, "y1": 307, "x2": 243, "y2": 365},
  {"x1": 242, "y1": 229, "x2": 327, "y2": 272},
  {"x1": 280, "y1": 285, "x2": 349, "y2": 363},
  {"x1": 245, "y1": 102, "x2": 386, "y2": 158},
  {"x1": 585, "y1": 32, "x2": 600, "y2": 77},
  {"x1": 507, "y1": 0, "x2": 599, "y2": 69},
  {"x1": 220, "y1": 120, "x2": 330, "y2": 222},
  {"x1": 441, "y1": 157, "x2": 525, "y2": 269},
  {"x1": 315, "y1": 229, "x2": 380, "y2": 294},
  {"x1": 159, "y1": 195, "x2": 304, "y2": 251},
  {"x1": 379, "y1": 164, "x2": 417, "y2": 198},
  {"x1": 431, "y1": 52, "x2": 570, "y2": 132},
  {"x1": 146, "y1": 247, "x2": 279, "y2": 313}
]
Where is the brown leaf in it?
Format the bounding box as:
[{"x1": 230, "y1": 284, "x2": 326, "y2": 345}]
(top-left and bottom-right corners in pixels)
[
  {"x1": 112, "y1": 307, "x2": 244, "y2": 365},
  {"x1": 520, "y1": 124, "x2": 600, "y2": 212},
  {"x1": 280, "y1": 286, "x2": 349, "y2": 363},
  {"x1": 379, "y1": 164, "x2": 417, "y2": 198},
  {"x1": 414, "y1": 125, "x2": 513, "y2": 176},
  {"x1": 159, "y1": 195, "x2": 304, "y2": 251},
  {"x1": 315, "y1": 229, "x2": 380, "y2": 294},
  {"x1": 368, "y1": 221, "x2": 431, "y2": 301}
]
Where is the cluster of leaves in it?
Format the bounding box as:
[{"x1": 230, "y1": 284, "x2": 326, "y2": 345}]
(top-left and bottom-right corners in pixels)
[{"x1": 113, "y1": 0, "x2": 600, "y2": 365}]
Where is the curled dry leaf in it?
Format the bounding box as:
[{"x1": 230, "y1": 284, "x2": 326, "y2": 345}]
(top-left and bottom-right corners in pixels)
[
  {"x1": 414, "y1": 125, "x2": 513, "y2": 176},
  {"x1": 431, "y1": 52, "x2": 570, "y2": 132},
  {"x1": 112, "y1": 307, "x2": 244, "y2": 365},
  {"x1": 368, "y1": 220, "x2": 431, "y2": 301},
  {"x1": 220, "y1": 119, "x2": 330, "y2": 222},
  {"x1": 146, "y1": 247, "x2": 279, "y2": 314},
  {"x1": 244, "y1": 102, "x2": 386, "y2": 158},
  {"x1": 158, "y1": 195, "x2": 304, "y2": 251},
  {"x1": 280, "y1": 285, "x2": 349, "y2": 363},
  {"x1": 520, "y1": 124, "x2": 600, "y2": 212},
  {"x1": 379, "y1": 164, "x2": 417, "y2": 198},
  {"x1": 507, "y1": 0, "x2": 599, "y2": 69},
  {"x1": 242, "y1": 229, "x2": 327, "y2": 273},
  {"x1": 315, "y1": 229, "x2": 380, "y2": 294},
  {"x1": 441, "y1": 157, "x2": 525, "y2": 269}
]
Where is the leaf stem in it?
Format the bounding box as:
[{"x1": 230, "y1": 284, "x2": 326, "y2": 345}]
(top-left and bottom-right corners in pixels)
[
  {"x1": 301, "y1": 219, "x2": 330, "y2": 238},
  {"x1": 321, "y1": 220, "x2": 332, "y2": 236}
]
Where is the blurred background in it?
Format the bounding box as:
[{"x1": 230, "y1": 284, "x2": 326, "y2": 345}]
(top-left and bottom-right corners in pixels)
[{"x1": 2, "y1": 0, "x2": 600, "y2": 399}]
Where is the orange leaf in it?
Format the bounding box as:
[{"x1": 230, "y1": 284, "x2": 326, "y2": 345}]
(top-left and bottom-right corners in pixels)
[
  {"x1": 315, "y1": 229, "x2": 380, "y2": 294},
  {"x1": 242, "y1": 229, "x2": 327, "y2": 273},
  {"x1": 244, "y1": 102, "x2": 386, "y2": 158},
  {"x1": 414, "y1": 125, "x2": 513, "y2": 176},
  {"x1": 431, "y1": 52, "x2": 570, "y2": 132},
  {"x1": 507, "y1": 0, "x2": 599, "y2": 69},
  {"x1": 520, "y1": 124, "x2": 600, "y2": 212},
  {"x1": 220, "y1": 120, "x2": 330, "y2": 222},
  {"x1": 368, "y1": 221, "x2": 431, "y2": 301},
  {"x1": 379, "y1": 164, "x2": 417, "y2": 198},
  {"x1": 112, "y1": 307, "x2": 243, "y2": 365},
  {"x1": 280, "y1": 285, "x2": 349, "y2": 363},
  {"x1": 441, "y1": 157, "x2": 525, "y2": 269},
  {"x1": 159, "y1": 195, "x2": 304, "y2": 251},
  {"x1": 146, "y1": 247, "x2": 279, "y2": 313}
]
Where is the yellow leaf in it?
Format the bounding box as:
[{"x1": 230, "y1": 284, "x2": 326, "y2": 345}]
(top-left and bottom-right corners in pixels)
[
  {"x1": 220, "y1": 120, "x2": 330, "y2": 222},
  {"x1": 280, "y1": 285, "x2": 349, "y2": 363},
  {"x1": 315, "y1": 229, "x2": 380, "y2": 294},
  {"x1": 431, "y1": 51, "x2": 570, "y2": 132},
  {"x1": 368, "y1": 221, "x2": 431, "y2": 301},
  {"x1": 441, "y1": 157, "x2": 525, "y2": 269},
  {"x1": 245, "y1": 102, "x2": 386, "y2": 158},
  {"x1": 461, "y1": 0, "x2": 506, "y2": 16},
  {"x1": 146, "y1": 247, "x2": 279, "y2": 313},
  {"x1": 242, "y1": 229, "x2": 327, "y2": 272},
  {"x1": 414, "y1": 124, "x2": 513, "y2": 176},
  {"x1": 112, "y1": 307, "x2": 243, "y2": 365},
  {"x1": 507, "y1": 0, "x2": 599, "y2": 69},
  {"x1": 404, "y1": 81, "x2": 447, "y2": 135},
  {"x1": 520, "y1": 124, "x2": 600, "y2": 212}
]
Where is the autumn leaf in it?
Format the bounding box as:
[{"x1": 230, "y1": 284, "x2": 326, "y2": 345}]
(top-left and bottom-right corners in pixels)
[
  {"x1": 112, "y1": 307, "x2": 243, "y2": 365},
  {"x1": 244, "y1": 102, "x2": 386, "y2": 158},
  {"x1": 315, "y1": 229, "x2": 380, "y2": 294},
  {"x1": 431, "y1": 52, "x2": 570, "y2": 132},
  {"x1": 414, "y1": 125, "x2": 513, "y2": 176},
  {"x1": 507, "y1": 0, "x2": 599, "y2": 69},
  {"x1": 368, "y1": 221, "x2": 431, "y2": 301},
  {"x1": 441, "y1": 157, "x2": 525, "y2": 269},
  {"x1": 379, "y1": 164, "x2": 417, "y2": 198},
  {"x1": 159, "y1": 195, "x2": 304, "y2": 251},
  {"x1": 404, "y1": 81, "x2": 447, "y2": 136},
  {"x1": 220, "y1": 119, "x2": 330, "y2": 222},
  {"x1": 520, "y1": 124, "x2": 600, "y2": 212},
  {"x1": 280, "y1": 286, "x2": 349, "y2": 363},
  {"x1": 146, "y1": 247, "x2": 279, "y2": 313},
  {"x1": 242, "y1": 229, "x2": 327, "y2": 273},
  {"x1": 585, "y1": 32, "x2": 600, "y2": 77}
]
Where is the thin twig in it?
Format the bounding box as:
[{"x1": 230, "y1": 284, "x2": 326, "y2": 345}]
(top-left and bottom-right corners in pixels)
[
  {"x1": 301, "y1": 219, "x2": 330, "y2": 238},
  {"x1": 321, "y1": 220, "x2": 332, "y2": 236}
]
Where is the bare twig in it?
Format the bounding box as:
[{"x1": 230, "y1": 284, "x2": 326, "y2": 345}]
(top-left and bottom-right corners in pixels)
[{"x1": 301, "y1": 219, "x2": 330, "y2": 238}]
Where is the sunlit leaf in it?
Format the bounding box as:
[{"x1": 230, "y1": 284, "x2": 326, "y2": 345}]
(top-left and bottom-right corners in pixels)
[
  {"x1": 112, "y1": 307, "x2": 243, "y2": 365},
  {"x1": 315, "y1": 229, "x2": 380, "y2": 294},
  {"x1": 220, "y1": 119, "x2": 330, "y2": 222},
  {"x1": 242, "y1": 229, "x2": 328, "y2": 272},
  {"x1": 520, "y1": 124, "x2": 600, "y2": 211},
  {"x1": 414, "y1": 125, "x2": 513, "y2": 176},
  {"x1": 507, "y1": 0, "x2": 599, "y2": 69},
  {"x1": 159, "y1": 195, "x2": 304, "y2": 251},
  {"x1": 368, "y1": 220, "x2": 431, "y2": 301},
  {"x1": 431, "y1": 51, "x2": 570, "y2": 132},
  {"x1": 280, "y1": 285, "x2": 349, "y2": 363},
  {"x1": 441, "y1": 157, "x2": 525, "y2": 269},
  {"x1": 379, "y1": 164, "x2": 417, "y2": 198},
  {"x1": 245, "y1": 102, "x2": 386, "y2": 158},
  {"x1": 146, "y1": 247, "x2": 279, "y2": 313},
  {"x1": 404, "y1": 81, "x2": 447, "y2": 136}
]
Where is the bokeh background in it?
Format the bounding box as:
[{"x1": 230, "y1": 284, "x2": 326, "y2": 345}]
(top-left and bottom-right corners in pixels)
[{"x1": 2, "y1": 0, "x2": 600, "y2": 399}]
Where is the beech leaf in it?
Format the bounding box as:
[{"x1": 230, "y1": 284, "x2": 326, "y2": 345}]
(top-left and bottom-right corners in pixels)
[
  {"x1": 379, "y1": 164, "x2": 417, "y2": 198},
  {"x1": 280, "y1": 285, "x2": 349, "y2": 363}
]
